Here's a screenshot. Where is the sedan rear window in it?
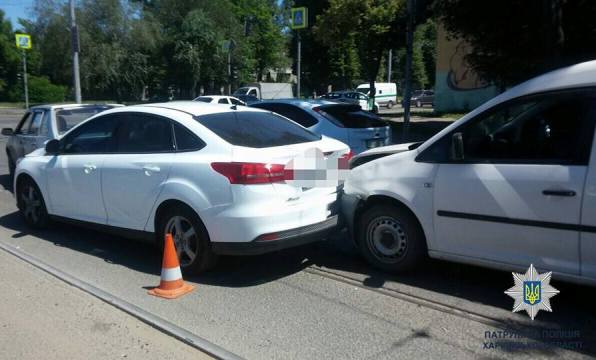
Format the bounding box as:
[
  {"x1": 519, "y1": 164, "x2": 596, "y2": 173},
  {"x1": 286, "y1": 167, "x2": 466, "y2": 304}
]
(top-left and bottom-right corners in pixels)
[
  {"x1": 196, "y1": 111, "x2": 321, "y2": 148},
  {"x1": 194, "y1": 97, "x2": 212, "y2": 103},
  {"x1": 56, "y1": 106, "x2": 115, "y2": 134},
  {"x1": 317, "y1": 105, "x2": 387, "y2": 128}
]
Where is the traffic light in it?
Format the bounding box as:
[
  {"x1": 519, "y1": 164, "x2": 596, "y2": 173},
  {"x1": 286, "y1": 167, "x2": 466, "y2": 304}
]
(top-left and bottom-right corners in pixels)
[{"x1": 231, "y1": 67, "x2": 239, "y2": 80}]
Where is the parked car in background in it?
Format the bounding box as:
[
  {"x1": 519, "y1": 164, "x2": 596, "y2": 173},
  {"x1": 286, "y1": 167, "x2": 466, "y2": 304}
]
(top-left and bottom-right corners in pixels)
[
  {"x1": 251, "y1": 99, "x2": 390, "y2": 154},
  {"x1": 319, "y1": 91, "x2": 380, "y2": 113},
  {"x1": 233, "y1": 82, "x2": 293, "y2": 100},
  {"x1": 235, "y1": 94, "x2": 261, "y2": 105},
  {"x1": 356, "y1": 82, "x2": 397, "y2": 108},
  {"x1": 2, "y1": 103, "x2": 122, "y2": 180},
  {"x1": 14, "y1": 101, "x2": 349, "y2": 274},
  {"x1": 193, "y1": 95, "x2": 246, "y2": 106},
  {"x1": 342, "y1": 60, "x2": 596, "y2": 286},
  {"x1": 406, "y1": 90, "x2": 434, "y2": 108}
]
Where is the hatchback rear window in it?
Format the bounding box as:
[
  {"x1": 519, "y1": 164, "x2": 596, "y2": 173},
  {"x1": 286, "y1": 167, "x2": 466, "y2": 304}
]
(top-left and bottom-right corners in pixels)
[
  {"x1": 196, "y1": 111, "x2": 321, "y2": 148},
  {"x1": 317, "y1": 105, "x2": 387, "y2": 128}
]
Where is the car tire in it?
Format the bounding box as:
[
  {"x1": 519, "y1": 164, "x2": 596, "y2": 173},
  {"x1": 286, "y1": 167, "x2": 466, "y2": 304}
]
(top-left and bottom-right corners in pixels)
[
  {"x1": 386, "y1": 101, "x2": 394, "y2": 109},
  {"x1": 17, "y1": 177, "x2": 50, "y2": 229},
  {"x1": 357, "y1": 205, "x2": 426, "y2": 273},
  {"x1": 156, "y1": 204, "x2": 218, "y2": 275},
  {"x1": 416, "y1": 100, "x2": 422, "y2": 108}
]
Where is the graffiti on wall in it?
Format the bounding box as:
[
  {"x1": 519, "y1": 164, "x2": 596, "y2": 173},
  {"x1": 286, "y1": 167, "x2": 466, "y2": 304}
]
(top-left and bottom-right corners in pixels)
[{"x1": 437, "y1": 25, "x2": 490, "y2": 91}]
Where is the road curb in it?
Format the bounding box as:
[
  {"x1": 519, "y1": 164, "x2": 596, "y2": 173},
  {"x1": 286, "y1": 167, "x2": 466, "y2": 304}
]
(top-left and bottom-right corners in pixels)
[{"x1": 0, "y1": 242, "x2": 244, "y2": 360}]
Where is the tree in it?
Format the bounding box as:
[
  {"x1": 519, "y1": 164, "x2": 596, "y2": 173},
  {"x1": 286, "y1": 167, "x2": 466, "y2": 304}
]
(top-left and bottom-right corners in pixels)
[
  {"x1": 0, "y1": 10, "x2": 21, "y2": 101},
  {"x1": 315, "y1": 0, "x2": 406, "y2": 101},
  {"x1": 436, "y1": 0, "x2": 596, "y2": 89},
  {"x1": 233, "y1": 0, "x2": 289, "y2": 82}
]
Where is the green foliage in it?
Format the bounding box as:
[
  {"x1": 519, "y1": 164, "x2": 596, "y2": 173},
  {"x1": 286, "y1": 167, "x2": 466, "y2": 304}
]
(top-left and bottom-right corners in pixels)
[
  {"x1": 315, "y1": 0, "x2": 406, "y2": 98},
  {"x1": 392, "y1": 18, "x2": 436, "y2": 91},
  {"x1": 435, "y1": 0, "x2": 596, "y2": 88},
  {"x1": 27, "y1": 75, "x2": 67, "y2": 103},
  {"x1": 0, "y1": 10, "x2": 21, "y2": 100},
  {"x1": 16, "y1": 0, "x2": 289, "y2": 101}
]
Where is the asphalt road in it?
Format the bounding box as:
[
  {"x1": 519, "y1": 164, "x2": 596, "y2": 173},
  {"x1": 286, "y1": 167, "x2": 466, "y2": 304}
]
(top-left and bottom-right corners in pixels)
[
  {"x1": 1, "y1": 108, "x2": 596, "y2": 359},
  {"x1": 0, "y1": 248, "x2": 212, "y2": 360}
]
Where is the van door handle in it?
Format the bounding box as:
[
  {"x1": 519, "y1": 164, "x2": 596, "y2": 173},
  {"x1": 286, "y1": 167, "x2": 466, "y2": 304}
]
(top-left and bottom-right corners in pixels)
[
  {"x1": 143, "y1": 165, "x2": 160, "y2": 175},
  {"x1": 83, "y1": 164, "x2": 97, "y2": 174},
  {"x1": 542, "y1": 189, "x2": 576, "y2": 197}
]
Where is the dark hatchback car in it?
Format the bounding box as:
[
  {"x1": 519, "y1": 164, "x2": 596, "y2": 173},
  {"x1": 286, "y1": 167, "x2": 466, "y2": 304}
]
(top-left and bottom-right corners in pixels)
[{"x1": 2, "y1": 103, "x2": 121, "y2": 180}]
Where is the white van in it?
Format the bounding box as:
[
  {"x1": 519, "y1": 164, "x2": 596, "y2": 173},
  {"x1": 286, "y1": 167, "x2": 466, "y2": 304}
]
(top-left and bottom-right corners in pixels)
[
  {"x1": 356, "y1": 83, "x2": 397, "y2": 108},
  {"x1": 343, "y1": 61, "x2": 596, "y2": 286}
]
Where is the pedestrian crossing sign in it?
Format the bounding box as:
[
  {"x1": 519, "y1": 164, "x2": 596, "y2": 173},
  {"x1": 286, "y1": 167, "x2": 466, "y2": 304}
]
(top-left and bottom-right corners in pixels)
[
  {"x1": 291, "y1": 7, "x2": 307, "y2": 29},
  {"x1": 16, "y1": 34, "x2": 31, "y2": 49}
]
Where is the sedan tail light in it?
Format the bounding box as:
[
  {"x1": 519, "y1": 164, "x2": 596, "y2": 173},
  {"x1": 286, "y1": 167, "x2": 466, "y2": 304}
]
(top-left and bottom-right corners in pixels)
[
  {"x1": 211, "y1": 162, "x2": 289, "y2": 184},
  {"x1": 339, "y1": 150, "x2": 353, "y2": 169}
]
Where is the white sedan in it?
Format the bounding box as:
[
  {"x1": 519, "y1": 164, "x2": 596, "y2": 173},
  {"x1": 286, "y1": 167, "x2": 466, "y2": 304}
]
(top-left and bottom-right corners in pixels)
[
  {"x1": 193, "y1": 95, "x2": 246, "y2": 106},
  {"x1": 14, "y1": 102, "x2": 349, "y2": 273}
]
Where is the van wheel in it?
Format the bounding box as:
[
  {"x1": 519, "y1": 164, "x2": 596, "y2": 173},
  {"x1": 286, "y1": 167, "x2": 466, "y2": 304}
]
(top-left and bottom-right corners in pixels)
[
  {"x1": 17, "y1": 177, "x2": 50, "y2": 229},
  {"x1": 156, "y1": 204, "x2": 218, "y2": 275},
  {"x1": 386, "y1": 101, "x2": 394, "y2": 109},
  {"x1": 357, "y1": 205, "x2": 425, "y2": 273}
]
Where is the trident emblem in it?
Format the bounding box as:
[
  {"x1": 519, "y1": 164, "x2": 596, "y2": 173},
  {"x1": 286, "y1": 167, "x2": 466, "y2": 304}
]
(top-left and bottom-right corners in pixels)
[{"x1": 523, "y1": 281, "x2": 541, "y2": 305}]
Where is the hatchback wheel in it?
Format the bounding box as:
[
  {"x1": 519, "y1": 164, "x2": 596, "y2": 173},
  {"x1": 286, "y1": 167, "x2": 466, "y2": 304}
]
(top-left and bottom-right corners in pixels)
[
  {"x1": 358, "y1": 205, "x2": 426, "y2": 273},
  {"x1": 157, "y1": 204, "x2": 217, "y2": 274},
  {"x1": 17, "y1": 178, "x2": 49, "y2": 229}
]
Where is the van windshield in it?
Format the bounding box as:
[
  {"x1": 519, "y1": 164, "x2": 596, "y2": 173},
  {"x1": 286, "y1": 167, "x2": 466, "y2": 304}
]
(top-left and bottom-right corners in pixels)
[{"x1": 233, "y1": 88, "x2": 249, "y2": 96}]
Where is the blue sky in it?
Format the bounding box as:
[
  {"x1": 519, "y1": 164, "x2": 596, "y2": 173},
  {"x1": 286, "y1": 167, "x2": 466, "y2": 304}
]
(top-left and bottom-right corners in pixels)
[{"x1": 1, "y1": 0, "x2": 34, "y2": 29}]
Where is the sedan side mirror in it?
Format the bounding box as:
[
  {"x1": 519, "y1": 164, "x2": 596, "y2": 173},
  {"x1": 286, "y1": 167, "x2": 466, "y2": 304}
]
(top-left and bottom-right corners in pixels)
[
  {"x1": 451, "y1": 132, "x2": 464, "y2": 161},
  {"x1": 45, "y1": 139, "x2": 60, "y2": 155},
  {"x1": 1, "y1": 128, "x2": 13, "y2": 136}
]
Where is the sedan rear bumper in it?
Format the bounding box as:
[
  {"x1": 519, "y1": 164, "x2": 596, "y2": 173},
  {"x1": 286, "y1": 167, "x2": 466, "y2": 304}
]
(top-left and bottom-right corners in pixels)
[{"x1": 211, "y1": 215, "x2": 338, "y2": 255}]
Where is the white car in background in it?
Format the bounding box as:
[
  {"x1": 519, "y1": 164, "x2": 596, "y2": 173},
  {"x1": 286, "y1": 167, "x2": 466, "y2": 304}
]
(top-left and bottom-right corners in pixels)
[
  {"x1": 14, "y1": 102, "x2": 349, "y2": 273},
  {"x1": 342, "y1": 60, "x2": 596, "y2": 286},
  {"x1": 193, "y1": 95, "x2": 246, "y2": 106}
]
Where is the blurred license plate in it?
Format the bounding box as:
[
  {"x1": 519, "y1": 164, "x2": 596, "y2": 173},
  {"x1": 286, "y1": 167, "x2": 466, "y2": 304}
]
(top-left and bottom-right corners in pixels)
[{"x1": 366, "y1": 139, "x2": 385, "y2": 148}]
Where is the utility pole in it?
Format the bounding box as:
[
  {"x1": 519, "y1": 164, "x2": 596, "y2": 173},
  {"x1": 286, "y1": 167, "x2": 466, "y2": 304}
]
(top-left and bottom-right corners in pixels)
[
  {"x1": 69, "y1": 0, "x2": 82, "y2": 103},
  {"x1": 22, "y1": 51, "x2": 29, "y2": 108},
  {"x1": 387, "y1": 49, "x2": 393, "y2": 83},
  {"x1": 227, "y1": 51, "x2": 232, "y2": 95},
  {"x1": 402, "y1": 0, "x2": 415, "y2": 142},
  {"x1": 297, "y1": 32, "x2": 301, "y2": 99}
]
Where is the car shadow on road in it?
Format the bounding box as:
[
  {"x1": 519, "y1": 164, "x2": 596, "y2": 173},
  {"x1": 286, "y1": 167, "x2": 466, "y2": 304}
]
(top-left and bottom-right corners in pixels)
[
  {"x1": 0, "y1": 174, "x2": 12, "y2": 193},
  {"x1": 1, "y1": 210, "x2": 595, "y2": 356}
]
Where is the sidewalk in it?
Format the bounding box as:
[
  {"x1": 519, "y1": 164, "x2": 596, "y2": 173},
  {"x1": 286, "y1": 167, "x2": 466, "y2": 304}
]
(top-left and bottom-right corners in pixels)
[{"x1": 0, "y1": 249, "x2": 212, "y2": 360}]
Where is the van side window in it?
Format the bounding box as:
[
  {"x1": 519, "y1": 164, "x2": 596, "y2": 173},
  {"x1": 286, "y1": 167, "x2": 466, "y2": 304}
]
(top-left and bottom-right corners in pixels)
[{"x1": 417, "y1": 91, "x2": 596, "y2": 165}]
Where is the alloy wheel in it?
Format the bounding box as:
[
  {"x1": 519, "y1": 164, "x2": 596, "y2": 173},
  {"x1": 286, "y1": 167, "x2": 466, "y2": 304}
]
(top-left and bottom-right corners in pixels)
[{"x1": 165, "y1": 215, "x2": 199, "y2": 267}]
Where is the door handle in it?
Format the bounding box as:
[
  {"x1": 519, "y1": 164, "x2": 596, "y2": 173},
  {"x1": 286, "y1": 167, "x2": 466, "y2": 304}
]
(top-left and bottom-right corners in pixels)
[
  {"x1": 142, "y1": 165, "x2": 161, "y2": 174},
  {"x1": 542, "y1": 189, "x2": 576, "y2": 197},
  {"x1": 83, "y1": 164, "x2": 97, "y2": 174}
]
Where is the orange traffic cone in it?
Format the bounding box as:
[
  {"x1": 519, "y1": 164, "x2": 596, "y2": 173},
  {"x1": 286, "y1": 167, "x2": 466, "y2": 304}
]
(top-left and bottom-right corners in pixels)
[{"x1": 148, "y1": 233, "x2": 194, "y2": 299}]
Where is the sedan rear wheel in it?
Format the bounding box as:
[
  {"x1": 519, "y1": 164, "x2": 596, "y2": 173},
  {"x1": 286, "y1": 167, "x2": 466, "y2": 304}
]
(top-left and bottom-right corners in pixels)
[{"x1": 157, "y1": 204, "x2": 217, "y2": 274}]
